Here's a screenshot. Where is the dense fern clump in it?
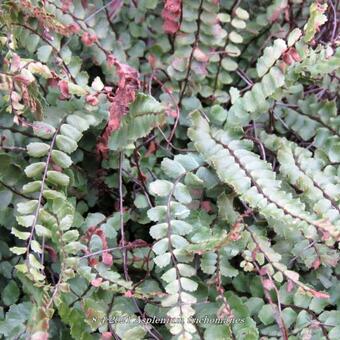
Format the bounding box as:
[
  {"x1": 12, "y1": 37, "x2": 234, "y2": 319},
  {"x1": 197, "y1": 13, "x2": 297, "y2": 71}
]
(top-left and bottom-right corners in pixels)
[{"x1": 0, "y1": 1, "x2": 339, "y2": 339}]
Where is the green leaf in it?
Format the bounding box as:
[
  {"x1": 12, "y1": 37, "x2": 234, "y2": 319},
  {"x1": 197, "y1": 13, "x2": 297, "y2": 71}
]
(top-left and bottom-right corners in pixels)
[
  {"x1": 282, "y1": 307, "x2": 297, "y2": 328},
  {"x1": 161, "y1": 293, "x2": 179, "y2": 307},
  {"x1": 181, "y1": 292, "x2": 196, "y2": 304},
  {"x1": 147, "y1": 206, "x2": 167, "y2": 222},
  {"x1": 134, "y1": 194, "x2": 149, "y2": 209},
  {"x1": 0, "y1": 154, "x2": 11, "y2": 174},
  {"x1": 22, "y1": 181, "x2": 42, "y2": 194},
  {"x1": 11, "y1": 227, "x2": 30, "y2": 240},
  {"x1": 220, "y1": 260, "x2": 238, "y2": 278},
  {"x1": 109, "y1": 114, "x2": 164, "y2": 151},
  {"x1": 217, "y1": 13, "x2": 231, "y2": 23},
  {"x1": 287, "y1": 28, "x2": 302, "y2": 47},
  {"x1": 62, "y1": 230, "x2": 79, "y2": 243},
  {"x1": 304, "y1": 3, "x2": 328, "y2": 42},
  {"x1": 32, "y1": 122, "x2": 56, "y2": 139},
  {"x1": 64, "y1": 241, "x2": 87, "y2": 254},
  {"x1": 150, "y1": 223, "x2": 168, "y2": 240},
  {"x1": 204, "y1": 325, "x2": 231, "y2": 340},
  {"x1": 149, "y1": 180, "x2": 173, "y2": 197},
  {"x1": 0, "y1": 190, "x2": 13, "y2": 210},
  {"x1": 165, "y1": 280, "x2": 180, "y2": 294},
  {"x1": 256, "y1": 39, "x2": 287, "y2": 77},
  {"x1": 47, "y1": 171, "x2": 70, "y2": 186},
  {"x1": 309, "y1": 297, "x2": 330, "y2": 314},
  {"x1": 294, "y1": 291, "x2": 312, "y2": 308},
  {"x1": 217, "y1": 193, "x2": 239, "y2": 224},
  {"x1": 180, "y1": 278, "x2": 198, "y2": 292},
  {"x1": 174, "y1": 183, "x2": 192, "y2": 204},
  {"x1": 153, "y1": 253, "x2": 171, "y2": 268},
  {"x1": 229, "y1": 31, "x2": 243, "y2": 44},
  {"x1": 27, "y1": 142, "x2": 50, "y2": 157},
  {"x1": 43, "y1": 189, "x2": 66, "y2": 200},
  {"x1": 35, "y1": 224, "x2": 51, "y2": 238},
  {"x1": 171, "y1": 220, "x2": 192, "y2": 236},
  {"x1": 60, "y1": 124, "x2": 83, "y2": 142},
  {"x1": 56, "y1": 135, "x2": 78, "y2": 154},
  {"x1": 231, "y1": 18, "x2": 246, "y2": 29},
  {"x1": 161, "y1": 268, "x2": 177, "y2": 283},
  {"x1": 177, "y1": 264, "x2": 196, "y2": 277},
  {"x1": 28, "y1": 254, "x2": 43, "y2": 270},
  {"x1": 16, "y1": 215, "x2": 35, "y2": 227},
  {"x1": 174, "y1": 154, "x2": 201, "y2": 171},
  {"x1": 161, "y1": 158, "x2": 186, "y2": 178},
  {"x1": 209, "y1": 105, "x2": 228, "y2": 126},
  {"x1": 91, "y1": 76, "x2": 104, "y2": 91},
  {"x1": 170, "y1": 202, "x2": 190, "y2": 219},
  {"x1": 37, "y1": 45, "x2": 52, "y2": 62},
  {"x1": 258, "y1": 304, "x2": 275, "y2": 325},
  {"x1": 184, "y1": 172, "x2": 204, "y2": 188},
  {"x1": 17, "y1": 200, "x2": 38, "y2": 215},
  {"x1": 0, "y1": 302, "x2": 32, "y2": 338},
  {"x1": 329, "y1": 326, "x2": 340, "y2": 339},
  {"x1": 221, "y1": 58, "x2": 238, "y2": 71},
  {"x1": 170, "y1": 234, "x2": 189, "y2": 249},
  {"x1": 31, "y1": 240, "x2": 42, "y2": 253},
  {"x1": 235, "y1": 7, "x2": 249, "y2": 20},
  {"x1": 152, "y1": 239, "x2": 169, "y2": 255},
  {"x1": 68, "y1": 83, "x2": 88, "y2": 96},
  {"x1": 66, "y1": 115, "x2": 90, "y2": 132},
  {"x1": 143, "y1": 0, "x2": 158, "y2": 9},
  {"x1": 24, "y1": 162, "x2": 46, "y2": 178},
  {"x1": 245, "y1": 297, "x2": 265, "y2": 316},
  {"x1": 28, "y1": 62, "x2": 52, "y2": 78},
  {"x1": 10, "y1": 247, "x2": 27, "y2": 255},
  {"x1": 51, "y1": 150, "x2": 72, "y2": 168},
  {"x1": 1, "y1": 282, "x2": 20, "y2": 305},
  {"x1": 129, "y1": 93, "x2": 164, "y2": 116},
  {"x1": 196, "y1": 167, "x2": 219, "y2": 189}
]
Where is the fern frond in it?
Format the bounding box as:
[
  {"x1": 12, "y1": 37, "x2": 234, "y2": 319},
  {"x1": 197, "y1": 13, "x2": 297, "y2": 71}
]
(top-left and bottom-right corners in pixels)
[
  {"x1": 13, "y1": 112, "x2": 97, "y2": 284},
  {"x1": 261, "y1": 132, "x2": 340, "y2": 224},
  {"x1": 246, "y1": 226, "x2": 331, "y2": 298},
  {"x1": 189, "y1": 112, "x2": 339, "y2": 242},
  {"x1": 108, "y1": 93, "x2": 165, "y2": 151},
  {"x1": 275, "y1": 96, "x2": 340, "y2": 162},
  {"x1": 227, "y1": 66, "x2": 285, "y2": 127},
  {"x1": 148, "y1": 157, "x2": 199, "y2": 339},
  {"x1": 256, "y1": 39, "x2": 287, "y2": 77}
]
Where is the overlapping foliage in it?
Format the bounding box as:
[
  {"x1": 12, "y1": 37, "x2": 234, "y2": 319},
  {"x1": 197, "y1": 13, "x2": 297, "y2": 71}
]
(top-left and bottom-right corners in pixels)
[{"x1": 0, "y1": 1, "x2": 339, "y2": 339}]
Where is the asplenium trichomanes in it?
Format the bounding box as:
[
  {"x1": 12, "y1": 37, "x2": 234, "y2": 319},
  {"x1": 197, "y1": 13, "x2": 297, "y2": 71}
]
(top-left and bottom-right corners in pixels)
[{"x1": 0, "y1": 1, "x2": 339, "y2": 339}]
